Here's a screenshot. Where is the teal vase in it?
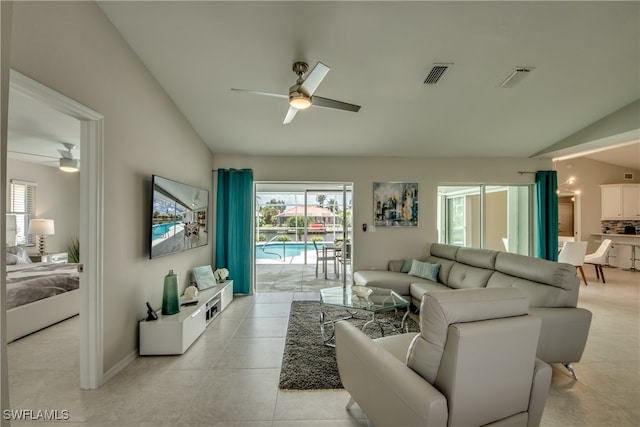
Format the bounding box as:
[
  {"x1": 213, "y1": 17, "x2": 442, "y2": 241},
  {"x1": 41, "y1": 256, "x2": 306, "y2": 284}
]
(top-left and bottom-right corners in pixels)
[{"x1": 162, "y1": 270, "x2": 180, "y2": 315}]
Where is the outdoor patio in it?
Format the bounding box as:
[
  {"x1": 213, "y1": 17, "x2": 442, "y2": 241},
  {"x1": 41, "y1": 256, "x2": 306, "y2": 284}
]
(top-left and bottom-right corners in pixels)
[{"x1": 255, "y1": 262, "x2": 352, "y2": 293}]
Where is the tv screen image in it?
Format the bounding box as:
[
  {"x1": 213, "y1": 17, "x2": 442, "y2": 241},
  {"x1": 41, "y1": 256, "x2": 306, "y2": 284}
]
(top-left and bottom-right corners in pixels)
[{"x1": 150, "y1": 175, "x2": 209, "y2": 259}]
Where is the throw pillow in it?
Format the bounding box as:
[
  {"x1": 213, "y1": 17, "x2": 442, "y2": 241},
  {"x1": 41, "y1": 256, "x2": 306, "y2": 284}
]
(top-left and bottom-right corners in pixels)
[
  {"x1": 6, "y1": 253, "x2": 18, "y2": 265},
  {"x1": 7, "y1": 245, "x2": 31, "y2": 264},
  {"x1": 400, "y1": 259, "x2": 414, "y2": 273},
  {"x1": 408, "y1": 260, "x2": 441, "y2": 282}
]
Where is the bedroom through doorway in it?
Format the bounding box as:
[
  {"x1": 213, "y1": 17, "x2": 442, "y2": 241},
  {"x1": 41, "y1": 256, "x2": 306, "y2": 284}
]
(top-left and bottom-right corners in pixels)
[{"x1": 3, "y1": 70, "x2": 105, "y2": 392}]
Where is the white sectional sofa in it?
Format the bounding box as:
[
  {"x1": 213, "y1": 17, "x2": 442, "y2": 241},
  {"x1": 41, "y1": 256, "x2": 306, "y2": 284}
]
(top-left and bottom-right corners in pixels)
[{"x1": 353, "y1": 243, "x2": 593, "y2": 379}]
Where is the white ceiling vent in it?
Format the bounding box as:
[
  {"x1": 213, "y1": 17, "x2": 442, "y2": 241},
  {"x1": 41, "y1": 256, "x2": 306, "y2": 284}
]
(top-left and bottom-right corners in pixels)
[
  {"x1": 424, "y1": 63, "x2": 452, "y2": 85},
  {"x1": 499, "y1": 67, "x2": 535, "y2": 88}
]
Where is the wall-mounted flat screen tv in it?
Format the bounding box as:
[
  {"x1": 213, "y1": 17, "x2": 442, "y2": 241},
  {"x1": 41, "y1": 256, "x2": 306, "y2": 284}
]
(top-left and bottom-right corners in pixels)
[{"x1": 150, "y1": 175, "x2": 209, "y2": 259}]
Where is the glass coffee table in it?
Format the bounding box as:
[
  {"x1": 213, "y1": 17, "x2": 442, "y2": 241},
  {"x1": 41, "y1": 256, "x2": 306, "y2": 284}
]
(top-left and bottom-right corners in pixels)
[{"x1": 320, "y1": 285, "x2": 410, "y2": 347}]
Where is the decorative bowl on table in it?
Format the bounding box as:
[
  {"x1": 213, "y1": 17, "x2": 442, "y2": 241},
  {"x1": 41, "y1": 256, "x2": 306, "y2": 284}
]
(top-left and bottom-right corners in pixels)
[{"x1": 352, "y1": 285, "x2": 373, "y2": 298}]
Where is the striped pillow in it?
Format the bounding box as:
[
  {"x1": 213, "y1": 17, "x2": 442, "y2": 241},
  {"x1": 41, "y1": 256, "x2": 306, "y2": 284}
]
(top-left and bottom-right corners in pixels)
[
  {"x1": 408, "y1": 260, "x2": 441, "y2": 282},
  {"x1": 400, "y1": 259, "x2": 414, "y2": 273}
]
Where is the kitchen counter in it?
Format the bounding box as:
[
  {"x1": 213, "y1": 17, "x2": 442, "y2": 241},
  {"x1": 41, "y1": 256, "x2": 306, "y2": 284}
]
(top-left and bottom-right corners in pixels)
[{"x1": 591, "y1": 233, "x2": 639, "y2": 269}]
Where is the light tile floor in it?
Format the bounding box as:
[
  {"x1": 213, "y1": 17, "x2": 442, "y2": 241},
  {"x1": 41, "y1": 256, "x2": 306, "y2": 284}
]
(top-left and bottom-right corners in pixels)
[{"x1": 6, "y1": 265, "x2": 639, "y2": 426}]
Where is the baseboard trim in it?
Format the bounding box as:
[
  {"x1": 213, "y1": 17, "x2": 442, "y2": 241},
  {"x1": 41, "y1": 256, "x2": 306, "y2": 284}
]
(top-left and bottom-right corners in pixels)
[{"x1": 103, "y1": 350, "x2": 137, "y2": 384}]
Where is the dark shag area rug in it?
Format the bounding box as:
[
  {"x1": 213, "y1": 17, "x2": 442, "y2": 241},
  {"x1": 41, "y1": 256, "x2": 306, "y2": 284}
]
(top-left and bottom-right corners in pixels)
[{"x1": 278, "y1": 300, "x2": 419, "y2": 390}]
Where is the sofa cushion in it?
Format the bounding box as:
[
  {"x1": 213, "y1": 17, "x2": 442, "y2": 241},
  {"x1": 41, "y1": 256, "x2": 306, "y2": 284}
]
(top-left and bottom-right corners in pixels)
[
  {"x1": 426, "y1": 256, "x2": 456, "y2": 285},
  {"x1": 408, "y1": 261, "x2": 441, "y2": 282},
  {"x1": 429, "y1": 243, "x2": 460, "y2": 260},
  {"x1": 495, "y1": 252, "x2": 578, "y2": 291},
  {"x1": 406, "y1": 288, "x2": 529, "y2": 384},
  {"x1": 374, "y1": 332, "x2": 419, "y2": 363},
  {"x1": 410, "y1": 281, "x2": 451, "y2": 302},
  {"x1": 486, "y1": 272, "x2": 562, "y2": 307},
  {"x1": 353, "y1": 270, "x2": 429, "y2": 296},
  {"x1": 446, "y1": 263, "x2": 494, "y2": 289},
  {"x1": 456, "y1": 247, "x2": 498, "y2": 269}
]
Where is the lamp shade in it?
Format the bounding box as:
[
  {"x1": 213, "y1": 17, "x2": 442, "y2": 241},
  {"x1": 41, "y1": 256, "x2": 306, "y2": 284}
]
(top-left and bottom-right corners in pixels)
[{"x1": 29, "y1": 219, "x2": 55, "y2": 235}]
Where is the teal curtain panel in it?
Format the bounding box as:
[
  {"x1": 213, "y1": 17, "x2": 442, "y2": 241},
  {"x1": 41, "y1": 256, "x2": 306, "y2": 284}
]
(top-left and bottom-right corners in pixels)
[
  {"x1": 215, "y1": 169, "x2": 254, "y2": 294},
  {"x1": 535, "y1": 171, "x2": 559, "y2": 261}
]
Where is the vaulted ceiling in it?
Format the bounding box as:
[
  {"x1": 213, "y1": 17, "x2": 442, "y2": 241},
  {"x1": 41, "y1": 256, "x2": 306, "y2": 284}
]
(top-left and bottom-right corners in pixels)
[
  {"x1": 97, "y1": 1, "x2": 639, "y2": 159},
  {"x1": 8, "y1": 2, "x2": 640, "y2": 169}
]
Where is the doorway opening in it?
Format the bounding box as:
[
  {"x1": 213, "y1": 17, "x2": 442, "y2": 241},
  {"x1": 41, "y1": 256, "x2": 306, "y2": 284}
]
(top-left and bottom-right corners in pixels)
[
  {"x1": 558, "y1": 195, "x2": 575, "y2": 237},
  {"x1": 4, "y1": 70, "x2": 104, "y2": 390},
  {"x1": 254, "y1": 182, "x2": 353, "y2": 292}
]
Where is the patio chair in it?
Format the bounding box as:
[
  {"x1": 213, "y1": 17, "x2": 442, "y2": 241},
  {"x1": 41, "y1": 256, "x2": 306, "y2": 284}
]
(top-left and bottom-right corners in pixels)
[
  {"x1": 313, "y1": 240, "x2": 338, "y2": 279},
  {"x1": 337, "y1": 242, "x2": 351, "y2": 266}
]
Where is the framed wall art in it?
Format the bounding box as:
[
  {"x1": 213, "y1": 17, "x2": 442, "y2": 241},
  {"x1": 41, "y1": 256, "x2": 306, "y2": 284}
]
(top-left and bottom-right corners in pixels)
[
  {"x1": 373, "y1": 182, "x2": 418, "y2": 227},
  {"x1": 192, "y1": 265, "x2": 216, "y2": 290}
]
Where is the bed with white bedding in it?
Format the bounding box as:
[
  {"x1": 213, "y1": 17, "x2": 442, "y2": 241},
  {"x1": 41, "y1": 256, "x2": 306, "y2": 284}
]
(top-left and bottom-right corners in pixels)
[
  {"x1": 5, "y1": 215, "x2": 81, "y2": 342},
  {"x1": 5, "y1": 258, "x2": 80, "y2": 342}
]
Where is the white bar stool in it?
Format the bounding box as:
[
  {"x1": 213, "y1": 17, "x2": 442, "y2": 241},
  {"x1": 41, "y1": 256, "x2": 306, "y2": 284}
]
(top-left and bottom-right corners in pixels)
[{"x1": 623, "y1": 244, "x2": 640, "y2": 272}]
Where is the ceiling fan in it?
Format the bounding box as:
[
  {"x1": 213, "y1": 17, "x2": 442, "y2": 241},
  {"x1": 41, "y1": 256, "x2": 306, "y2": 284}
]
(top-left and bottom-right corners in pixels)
[
  {"x1": 232, "y1": 61, "x2": 361, "y2": 124},
  {"x1": 7, "y1": 142, "x2": 79, "y2": 172}
]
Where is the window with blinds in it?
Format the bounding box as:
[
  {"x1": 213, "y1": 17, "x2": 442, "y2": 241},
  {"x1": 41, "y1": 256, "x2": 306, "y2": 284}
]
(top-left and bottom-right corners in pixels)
[{"x1": 10, "y1": 180, "x2": 37, "y2": 245}]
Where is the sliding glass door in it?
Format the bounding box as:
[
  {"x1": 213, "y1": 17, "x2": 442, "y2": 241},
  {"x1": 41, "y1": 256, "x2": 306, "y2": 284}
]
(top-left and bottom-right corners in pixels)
[
  {"x1": 440, "y1": 186, "x2": 481, "y2": 248},
  {"x1": 438, "y1": 185, "x2": 532, "y2": 255},
  {"x1": 254, "y1": 182, "x2": 353, "y2": 292}
]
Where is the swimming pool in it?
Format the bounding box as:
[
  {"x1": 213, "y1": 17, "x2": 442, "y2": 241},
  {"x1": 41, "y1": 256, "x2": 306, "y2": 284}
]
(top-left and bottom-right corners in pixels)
[
  {"x1": 152, "y1": 222, "x2": 179, "y2": 241},
  {"x1": 256, "y1": 242, "x2": 317, "y2": 260}
]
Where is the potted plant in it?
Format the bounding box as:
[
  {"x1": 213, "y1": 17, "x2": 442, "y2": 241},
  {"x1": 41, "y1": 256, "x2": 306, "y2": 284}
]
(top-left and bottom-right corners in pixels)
[{"x1": 68, "y1": 238, "x2": 80, "y2": 263}]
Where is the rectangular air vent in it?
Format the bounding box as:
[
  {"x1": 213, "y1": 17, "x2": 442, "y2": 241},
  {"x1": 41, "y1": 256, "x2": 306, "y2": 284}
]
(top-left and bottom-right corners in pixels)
[
  {"x1": 624, "y1": 172, "x2": 634, "y2": 180},
  {"x1": 424, "y1": 63, "x2": 452, "y2": 85},
  {"x1": 499, "y1": 67, "x2": 535, "y2": 88}
]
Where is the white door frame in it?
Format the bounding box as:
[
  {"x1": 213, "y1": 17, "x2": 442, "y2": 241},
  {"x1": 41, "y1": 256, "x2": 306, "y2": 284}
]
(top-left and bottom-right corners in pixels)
[
  {"x1": 9, "y1": 70, "x2": 104, "y2": 389},
  {"x1": 558, "y1": 191, "x2": 581, "y2": 242}
]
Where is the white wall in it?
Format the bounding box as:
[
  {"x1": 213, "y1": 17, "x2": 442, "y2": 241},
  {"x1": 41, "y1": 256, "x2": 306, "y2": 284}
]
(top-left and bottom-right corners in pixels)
[
  {"x1": 6, "y1": 159, "x2": 80, "y2": 255},
  {"x1": 212, "y1": 155, "x2": 552, "y2": 270},
  {"x1": 9, "y1": 2, "x2": 214, "y2": 373}
]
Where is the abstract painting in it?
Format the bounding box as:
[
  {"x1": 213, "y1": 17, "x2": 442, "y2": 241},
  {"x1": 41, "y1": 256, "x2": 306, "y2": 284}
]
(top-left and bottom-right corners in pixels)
[{"x1": 373, "y1": 182, "x2": 418, "y2": 227}]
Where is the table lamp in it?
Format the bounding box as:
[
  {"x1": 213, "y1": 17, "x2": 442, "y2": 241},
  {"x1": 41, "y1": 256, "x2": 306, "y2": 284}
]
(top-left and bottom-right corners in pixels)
[{"x1": 29, "y1": 219, "x2": 55, "y2": 256}]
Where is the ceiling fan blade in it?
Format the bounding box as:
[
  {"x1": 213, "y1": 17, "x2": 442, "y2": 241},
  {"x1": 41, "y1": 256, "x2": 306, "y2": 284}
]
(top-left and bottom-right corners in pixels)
[
  {"x1": 312, "y1": 96, "x2": 361, "y2": 112},
  {"x1": 57, "y1": 149, "x2": 74, "y2": 159},
  {"x1": 283, "y1": 106, "x2": 298, "y2": 125},
  {"x1": 300, "y1": 62, "x2": 330, "y2": 96},
  {"x1": 231, "y1": 88, "x2": 288, "y2": 99},
  {"x1": 8, "y1": 149, "x2": 58, "y2": 160}
]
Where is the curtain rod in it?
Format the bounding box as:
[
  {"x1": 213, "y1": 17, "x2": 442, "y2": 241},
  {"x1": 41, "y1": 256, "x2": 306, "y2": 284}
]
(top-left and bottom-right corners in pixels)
[{"x1": 518, "y1": 171, "x2": 536, "y2": 175}]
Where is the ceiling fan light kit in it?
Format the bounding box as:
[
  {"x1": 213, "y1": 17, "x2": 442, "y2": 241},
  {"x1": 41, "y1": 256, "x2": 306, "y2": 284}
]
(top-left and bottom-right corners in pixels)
[
  {"x1": 288, "y1": 89, "x2": 311, "y2": 110},
  {"x1": 58, "y1": 142, "x2": 79, "y2": 172},
  {"x1": 59, "y1": 157, "x2": 79, "y2": 172}
]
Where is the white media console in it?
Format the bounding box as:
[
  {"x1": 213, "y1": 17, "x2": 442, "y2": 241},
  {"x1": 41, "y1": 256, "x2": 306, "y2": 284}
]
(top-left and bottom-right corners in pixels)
[{"x1": 139, "y1": 280, "x2": 233, "y2": 355}]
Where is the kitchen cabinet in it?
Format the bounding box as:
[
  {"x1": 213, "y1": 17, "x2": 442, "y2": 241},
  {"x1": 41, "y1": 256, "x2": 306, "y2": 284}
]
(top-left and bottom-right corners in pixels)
[{"x1": 601, "y1": 184, "x2": 640, "y2": 220}]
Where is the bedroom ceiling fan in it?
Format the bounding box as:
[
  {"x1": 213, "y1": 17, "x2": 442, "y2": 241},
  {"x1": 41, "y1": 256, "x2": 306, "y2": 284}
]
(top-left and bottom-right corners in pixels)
[
  {"x1": 231, "y1": 61, "x2": 361, "y2": 124},
  {"x1": 57, "y1": 143, "x2": 79, "y2": 172},
  {"x1": 7, "y1": 141, "x2": 80, "y2": 172}
]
